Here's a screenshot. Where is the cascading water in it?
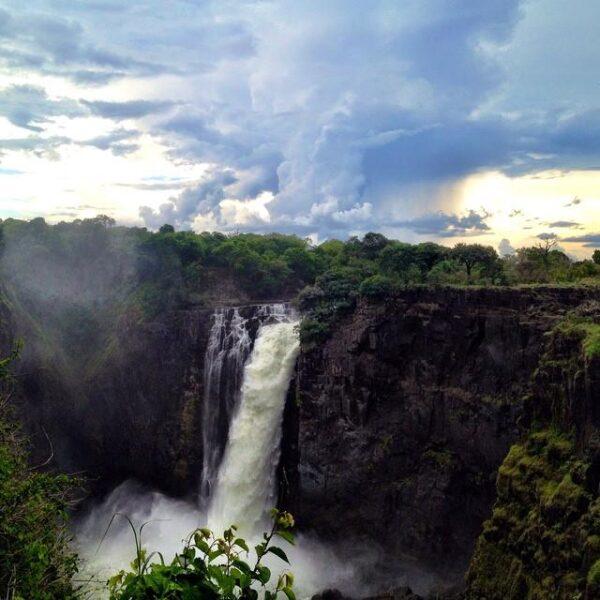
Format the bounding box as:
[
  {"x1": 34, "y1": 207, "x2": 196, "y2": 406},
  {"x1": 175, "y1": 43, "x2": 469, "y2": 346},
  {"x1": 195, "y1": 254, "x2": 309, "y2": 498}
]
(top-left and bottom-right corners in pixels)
[
  {"x1": 207, "y1": 311, "x2": 299, "y2": 535},
  {"x1": 200, "y1": 303, "x2": 293, "y2": 510}
]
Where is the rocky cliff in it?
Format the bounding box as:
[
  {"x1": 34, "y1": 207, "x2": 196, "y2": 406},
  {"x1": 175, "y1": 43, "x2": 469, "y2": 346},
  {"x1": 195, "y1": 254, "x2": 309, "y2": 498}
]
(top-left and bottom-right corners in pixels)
[
  {"x1": 288, "y1": 286, "x2": 600, "y2": 589},
  {"x1": 465, "y1": 302, "x2": 600, "y2": 599}
]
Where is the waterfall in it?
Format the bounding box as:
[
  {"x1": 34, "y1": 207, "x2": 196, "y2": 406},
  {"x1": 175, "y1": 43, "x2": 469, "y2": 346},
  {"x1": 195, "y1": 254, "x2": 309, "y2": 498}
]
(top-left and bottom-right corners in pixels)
[
  {"x1": 207, "y1": 311, "x2": 299, "y2": 535},
  {"x1": 77, "y1": 303, "x2": 357, "y2": 596},
  {"x1": 200, "y1": 303, "x2": 294, "y2": 509}
]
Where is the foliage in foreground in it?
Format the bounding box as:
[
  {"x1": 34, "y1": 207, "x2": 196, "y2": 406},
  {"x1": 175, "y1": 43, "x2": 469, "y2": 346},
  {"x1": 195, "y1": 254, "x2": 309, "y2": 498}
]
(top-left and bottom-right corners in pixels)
[
  {"x1": 0, "y1": 348, "x2": 80, "y2": 599},
  {"x1": 107, "y1": 509, "x2": 296, "y2": 600}
]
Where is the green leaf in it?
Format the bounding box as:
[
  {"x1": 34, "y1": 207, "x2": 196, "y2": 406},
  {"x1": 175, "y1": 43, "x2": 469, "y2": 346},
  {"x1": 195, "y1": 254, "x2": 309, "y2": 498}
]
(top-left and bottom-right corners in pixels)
[
  {"x1": 195, "y1": 538, "x2": 211, "y2": 554},
  {"x1": 232, "y1": 558, "x2": 252, "y2": 574},
  {"x1": 234, "y1": 537, "x2": 249, "y2": 552},
  {"x1": 208, "y1": 549, "x2": 225, "y2": 562},
  {"x1": 275, "y1": 530, "x2": 295, "y2": 545},
  {"x1": 256, "y1": 564, "x2": 271, "y2": 584},
  {"x1": 283, "y1": 586, "x2": 296, "y2": 600},
  {"x1": 267, "y1": 546, "x2": 290, "y2": 564}
]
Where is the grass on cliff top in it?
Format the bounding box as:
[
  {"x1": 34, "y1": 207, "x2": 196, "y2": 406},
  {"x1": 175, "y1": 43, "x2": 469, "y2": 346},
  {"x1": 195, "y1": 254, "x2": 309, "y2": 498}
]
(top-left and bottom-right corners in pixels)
[
  {"x1": 557, "y1": 317, "x2": 600, "y2": 359},
  {"x1": 582, "y1": 322, "x2": 600, "y2": 358}
]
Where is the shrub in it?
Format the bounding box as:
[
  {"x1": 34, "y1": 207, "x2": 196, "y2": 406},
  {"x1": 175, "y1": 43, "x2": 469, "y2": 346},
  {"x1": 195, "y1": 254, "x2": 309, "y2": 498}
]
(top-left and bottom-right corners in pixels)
[
  {"x1": 359, "y1": 274, "x2": 396, "y2": 298},
  {"x1": 107, "y1": 510, "x2": 297, "y2": 600},
  {"x1": 299, "y1": 318, "x2": 330, "y2": 346}
]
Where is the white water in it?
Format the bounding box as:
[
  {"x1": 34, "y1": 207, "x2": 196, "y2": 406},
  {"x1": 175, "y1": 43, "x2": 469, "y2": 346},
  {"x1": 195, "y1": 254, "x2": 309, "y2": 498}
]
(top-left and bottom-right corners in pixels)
[
  {"x1": 200, "y1": 303, "x2": 290, "y2": 507},
  {"x1": 207, "y1": 317, "x2": 300, "y2": 535}
]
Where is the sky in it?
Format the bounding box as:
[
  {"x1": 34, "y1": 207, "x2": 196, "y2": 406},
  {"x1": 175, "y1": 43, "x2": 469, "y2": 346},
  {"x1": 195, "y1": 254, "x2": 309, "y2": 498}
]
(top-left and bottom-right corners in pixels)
[{"x1": 0, "y1": 0, "x2": 599, "y2": 256}]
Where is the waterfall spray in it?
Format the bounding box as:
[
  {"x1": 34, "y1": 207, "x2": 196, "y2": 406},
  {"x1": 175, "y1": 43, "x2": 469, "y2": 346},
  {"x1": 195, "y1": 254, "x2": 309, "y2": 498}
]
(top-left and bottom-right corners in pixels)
[{"x1": 77, "y1": 304, "x2": 360, "y2": 597}]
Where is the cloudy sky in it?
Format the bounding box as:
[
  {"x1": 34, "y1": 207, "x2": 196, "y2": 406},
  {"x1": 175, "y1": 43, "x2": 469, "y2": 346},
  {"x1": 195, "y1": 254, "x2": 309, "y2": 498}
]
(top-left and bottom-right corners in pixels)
[{"x1": 0, "y1": 0, "x2": 599, "y2": 255}]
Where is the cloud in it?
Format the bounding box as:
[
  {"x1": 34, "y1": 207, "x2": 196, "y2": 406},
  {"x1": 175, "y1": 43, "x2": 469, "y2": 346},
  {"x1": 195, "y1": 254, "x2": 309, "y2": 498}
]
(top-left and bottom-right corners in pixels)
[
  {"x1": 0, "y1": 135, "x2": 71, "y2": 159},
  {"x1": 562, "y1": 233, "x2": 600, "y2": 248},
  {"x1": 116, "y1": 181, "x2": 192, "y2": 191},
  {"x1": 547, "y1": 221, "x2": 582, "y2": 229},
  {"x1": 0, "y1": 127, "x2": 141, "y2": 158},
  {"x1": 1, "y1": 0, "x2": 600, "y2": 240},
  {"x1": 139, "y1": 169, "x2": 237, "y2": 229},
  {"x1": 498, "y1": 238, "x2": 515, "y2": 256},
  {"x1": 565, "y1": 196, "x2": 582, "y2": 207},
  {"x1": 81, "y1": 99, "x2": 177, "y2": 120},
  {"x1": 79, "y1": 128, "x2": 140, "y2": 155},
  {"x1": 0, "y1": 84, "x2": 84, "y2": 131},
  {"x1": 0, "y1": 7, "x2": 168, "y2": 82},
  {"x1": 537, "y1": 232, "x2": 559, "y2": 241},
  {"x1": 391, "y1": 209, "x2": 492, "y2": 237}
]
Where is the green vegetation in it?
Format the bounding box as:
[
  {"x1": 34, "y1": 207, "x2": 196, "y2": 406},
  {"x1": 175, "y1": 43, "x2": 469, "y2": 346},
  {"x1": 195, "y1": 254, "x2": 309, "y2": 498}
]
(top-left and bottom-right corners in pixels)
[
  {"x1": 297, "y1": 232, "x2": 600, "y2": 345},
  {"x1": 1, "y1": 218, "x2": 598, "y2": 352},
  {"x1": 556, "y1": 316, "x2": 600, "y2": 359},
  {"x1": 0, "y1": 349, "x2": 80, "y2": 599},
  {"x1": 467, "y1": 429, "x2": 600, "y2": 599},
  {"x1": 108, "y1": 510, "x2": 296, "y2": 600}
]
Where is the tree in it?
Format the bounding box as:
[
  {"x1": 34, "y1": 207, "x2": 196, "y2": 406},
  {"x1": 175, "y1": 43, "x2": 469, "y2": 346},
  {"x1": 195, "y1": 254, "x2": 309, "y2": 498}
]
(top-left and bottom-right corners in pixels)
[
  {"x1": 0, "y1": 349, "x2": 80, "y2": 598},
  {"x1": 593, "y1": 250, "x2": 600, "y2": 265},
  {"x1": 450, "y1": 243, "x2": 498, "y2": 282},
  {"x1": 536, "y1": 234, "x2": 559, "y2": 270},
  {"x1": 380, "y1": 242, "x2": 416, "y2": 275},
  {"x1": 359, "y1": 274, "x2": 396, "y2": 298},
  {"x1": 414, "y1": 242, "x2": 449, "y2": 273},
  {"x1": 159, "y1": 224, "x2": 175, "y2": 234},
  {"x1": 95, "y1": 214, "x2": 116, "y2": 228},
  {"x1": 360, "y1": 232, "x2": 389, "y2": 260}
]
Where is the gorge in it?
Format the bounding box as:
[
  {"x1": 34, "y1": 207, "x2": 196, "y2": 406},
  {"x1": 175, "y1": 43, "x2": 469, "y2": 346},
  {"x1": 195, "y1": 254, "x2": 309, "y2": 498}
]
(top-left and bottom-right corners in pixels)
[
  {"x1": 0, "y1": 223, "x2": 599, "y2": 597},
  {"x1": 3, "y1": 283, "x2": 599, "y2": 597}
]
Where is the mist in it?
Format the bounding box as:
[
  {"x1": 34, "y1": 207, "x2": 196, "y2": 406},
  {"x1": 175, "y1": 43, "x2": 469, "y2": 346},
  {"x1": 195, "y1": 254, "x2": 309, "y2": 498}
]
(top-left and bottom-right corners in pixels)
[{"x1": 75, "y1": 480, "x2": 370, "y2": 599}]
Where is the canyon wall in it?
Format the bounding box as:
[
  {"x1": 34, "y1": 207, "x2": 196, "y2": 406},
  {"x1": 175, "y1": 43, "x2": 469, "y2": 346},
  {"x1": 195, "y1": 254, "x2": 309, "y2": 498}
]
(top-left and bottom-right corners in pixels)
[{"x1": 288, "y1": 287, "x2": 600, "y2": 585}]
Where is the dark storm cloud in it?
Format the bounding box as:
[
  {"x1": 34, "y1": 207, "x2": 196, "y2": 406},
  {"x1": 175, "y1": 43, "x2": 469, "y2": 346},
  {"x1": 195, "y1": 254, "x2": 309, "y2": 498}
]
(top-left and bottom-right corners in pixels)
[
  {"x1": 139, "y1": 169, "x2": 238, "y2": 229},
  {"x1": 0, "y1": 84, "x2": 84, "y2": 131},
  {"x1": 81, "y1": 99, "x2": 178, "y2": 120},
  {"x1": 562, "y1": 233, "x2": 600, "y2": 248},
  {"x1": 547, "y1": 221, "x2": 582, "y2": 229},
  {"x1": 391, "y1": 209, "x2": 492, "y2": 237},
  {"x1": 0, "y1": 5, "x2": 168, "y2": 82}
]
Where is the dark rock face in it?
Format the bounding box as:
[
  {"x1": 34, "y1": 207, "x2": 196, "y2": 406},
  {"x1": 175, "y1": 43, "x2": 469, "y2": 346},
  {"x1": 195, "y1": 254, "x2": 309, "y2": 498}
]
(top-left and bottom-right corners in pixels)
[
  {"x1": 15, "y1": 308, "x2": 214, "y2": 496},
  {"x1": 289, "y1": 287, "x2": 600, "y2": 584}
]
